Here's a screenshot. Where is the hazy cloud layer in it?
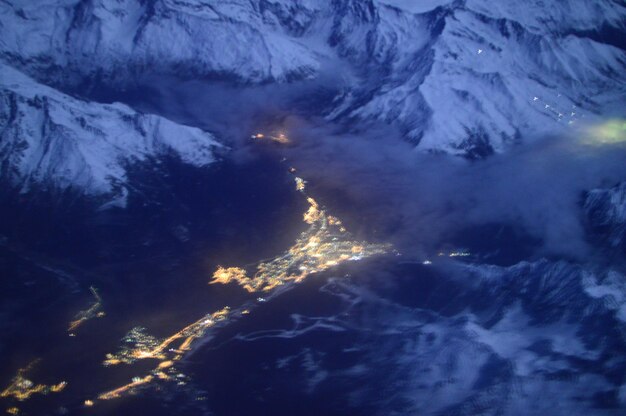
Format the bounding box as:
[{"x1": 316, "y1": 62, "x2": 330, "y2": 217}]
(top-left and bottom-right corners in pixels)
[
  {"x1": 120, "y1": 78, "x2": 626, "y2": 261},
  {"x1": 279, "y1": 119, "x2": 626, "y2": 260}
]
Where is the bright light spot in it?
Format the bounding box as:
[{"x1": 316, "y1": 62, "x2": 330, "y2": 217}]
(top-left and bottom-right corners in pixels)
[
  {"x1": 585, "y1": 119, "x2": 626, "y2": 145},
  {"x1": 68, "y1": 287, "x2": 104, "y2": 333},
  {"x1": 93, "y1": 168, "x2": 389, "y2": 406},
  {"x1": 209, "y1": 176, "x2": 388, "y2": 294},
  {"x1": 251, "y1": 131, "x2": 290, "y2": 144},
  {"x1": 295, "y1": 177, "x2": 306, "y2": 192},
  {"x1": 0, "y1": 361, "x2": 67, "y2": 402}
]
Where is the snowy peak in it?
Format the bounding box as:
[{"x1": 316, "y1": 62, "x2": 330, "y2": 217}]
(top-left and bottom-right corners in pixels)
[
  {"x1": 0, "y1": 0, "x2": 325, "y2": 83},
  {"x1": 465, "y1": 0, "x2": 626, "y2": 35},
  {"x1": 340, "y1": 1, "x2": 626, "y2": 155},
  {"x1": 0, "y1": 63, "x2": 222, "y2": 198},
  {"x1": 0, "y1": 0, "x2": 625, "y2": 158}
]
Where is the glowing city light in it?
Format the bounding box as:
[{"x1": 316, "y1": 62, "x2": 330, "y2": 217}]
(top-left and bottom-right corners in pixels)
[
  {"x1": 0, "y1": 361, "x2": 66, "y2": 403},
  {"x1": 97, "y1": 306, "x2": 231, "y2": 401},
  {"x1": 97, "y1": 174, "x2": 388, "y2": 403},
  {"x1": 1, "y1": 153, "x2": 390, "y2": 411},
  {"x1": 251, "y1": 132, "x2": 290, "y2": 144},
  {"x1": 295, "y1": 177, "x2": 306, "y2": 191},
  {"x1": 210, "y1": 178, "x2": 389, "y2": 293},
  {"x1": 68, "y1": 286, "x2": 104, "y2": 333}
]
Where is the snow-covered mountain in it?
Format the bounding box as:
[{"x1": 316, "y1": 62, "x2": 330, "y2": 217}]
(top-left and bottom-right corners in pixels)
[
  {"x1": 0, "y1": 62, "x2": 222, "y2": 200},
  {"x1": 0, "y1": 0, "x2": 625, "y2": 196},
  {"x1": 327, "y1": 0, "x2": 626, "y2": 155},
  {"x1": 585, "y1": 182, "x2": 626, "y2": 251},
  {"x1": 0, "y1": 0, "x2": 325, "y2": 83},
  {"x1": 2, "y1": 0, "x2": 624, "y2": 157}
]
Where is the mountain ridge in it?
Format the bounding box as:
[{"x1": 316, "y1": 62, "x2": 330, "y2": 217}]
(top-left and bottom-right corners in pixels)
[
  {"x1": 0, "y1": 62, "x2": 222, "y2": 200},
  {"x1": 0, "y1": 0, "x2": 625, "y2": 193}
]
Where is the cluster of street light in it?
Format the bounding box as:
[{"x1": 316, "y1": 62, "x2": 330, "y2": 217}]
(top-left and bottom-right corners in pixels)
[
  {"x1": 96, "y1": 173, "x2": 388, "y2": 403},
  {"x1": 1, "y1": 135, "x2": 390, "y2": 412},
  {"x1": 98, "y1": 307, "x2": 230, "y2": 400},
  {"x1": 0, "y1": 361, "x2": 66, "y2": 405},
  {"x1": 2, "y1": 285, "x2": 105, "y2": 414},
  {"x1": 210, "y1": 177, "x2": 388, "y2": 293},
  {"x1": 68, "y1": 286, "x2": 105, "y2": 334}
]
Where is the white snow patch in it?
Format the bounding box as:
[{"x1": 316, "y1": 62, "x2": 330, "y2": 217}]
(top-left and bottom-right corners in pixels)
[{"x1": 0, "y1": 63, "x2": 223, "y2": 198}]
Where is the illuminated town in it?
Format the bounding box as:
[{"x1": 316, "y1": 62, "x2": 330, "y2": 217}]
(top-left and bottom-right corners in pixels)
[
  {"x1": 68, "y1": 286, "x2": 105, "y2": 333},
  {"x1": 1, "y1": 163, "x2": 390, "y2": 411},
  {"x1": 2, "y1": 287, "x2": 103, "y2": 412},
  {"x1": 1, "y1": 360, "x2": 66, "y2": 415},
  {"x1": 94, "y1": 172, "x2": 389, "y2": 404},
  {"x1": 210, "y1": 177, "x2": 389, "y2": 293},
  {"x1": 97, "y1": 307, "x2": 231, "y2": 401}
]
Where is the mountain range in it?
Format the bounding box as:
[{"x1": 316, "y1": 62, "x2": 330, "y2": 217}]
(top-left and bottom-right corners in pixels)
[{"x1": 0, "y1": 0, "x2": 625, "y2": 192}]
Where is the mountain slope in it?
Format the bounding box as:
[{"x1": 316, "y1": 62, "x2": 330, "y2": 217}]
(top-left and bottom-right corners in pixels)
[
  {"x1": 0, "y1": 63, "x2": 222, "y2": 199},
  {"x1": 0, "y1": 0, "x2": 624, "y2": 189},
  {"x1": 330, "y1": 0, "x2": 626, "y2": 155},
  {"x1": 0, "y1": 0, "x2": 325, "y2": 84}
]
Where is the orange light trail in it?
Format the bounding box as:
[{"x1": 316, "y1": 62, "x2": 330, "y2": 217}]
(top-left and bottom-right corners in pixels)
[
  {"x1": 68, "y1": 286, "x2": 104, "y2": 333},
  {"x1": 209, "y1": 176, "x2": 389, "y2": 293},
  {"x1": 6, "y1": 161, "x2": 390, "y2": 410},
  {"x1": 98, "y1": 174, "x2": 388, "y2": 403},
  {"x1": 0, "y1": 361, "x2": 66, "y2": 403}
]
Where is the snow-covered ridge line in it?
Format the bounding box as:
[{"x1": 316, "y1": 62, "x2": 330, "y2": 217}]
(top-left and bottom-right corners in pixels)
[
  {"x1": 0, "y1": 0, "x2": 323, "y2": 84},
  {"x1": 0, "y1": 63, "x2": 222, "y2": 199},
  {"x1": 0, "y1": 0, "x2": 625, "y2": 157},
  {"x1": 333, "y1": 1, "x2": 626, "y2": 155}
]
